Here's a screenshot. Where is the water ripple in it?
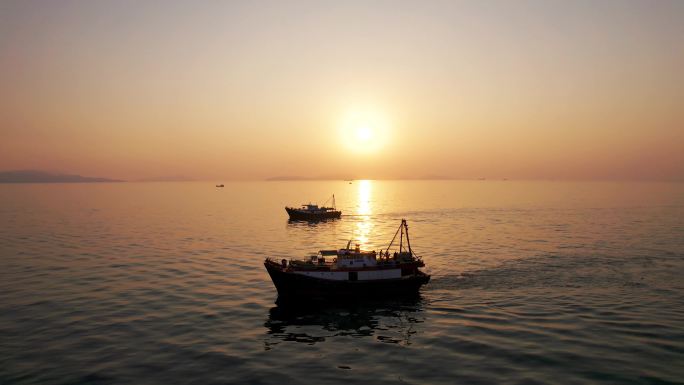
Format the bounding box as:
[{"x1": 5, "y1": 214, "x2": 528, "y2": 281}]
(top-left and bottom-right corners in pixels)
[{"x1": 1, "y1": 181, "x2": 683, "y2": 384}]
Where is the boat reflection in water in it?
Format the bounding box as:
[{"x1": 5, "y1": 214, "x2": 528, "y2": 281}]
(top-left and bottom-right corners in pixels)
[
  {"x1": 286, "y1": 217, "x2": 339, "y2": 226},
  {"x1": 263, "y1": 295, "x2": 426, "y2": 349}
]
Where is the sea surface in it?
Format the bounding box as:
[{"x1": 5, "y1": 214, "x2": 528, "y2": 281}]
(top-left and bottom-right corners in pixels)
[{"x1": 1, "y1": 180, "x2": 683, "y2": 385}]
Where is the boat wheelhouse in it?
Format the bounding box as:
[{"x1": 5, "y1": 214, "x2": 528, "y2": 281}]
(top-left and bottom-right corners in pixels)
[
  {"x1": 285, "y1": 194, "x2": 341, "y2": 220},
  {"x1": 265, "y1": 219, "x2": 430, "y2": 300}
]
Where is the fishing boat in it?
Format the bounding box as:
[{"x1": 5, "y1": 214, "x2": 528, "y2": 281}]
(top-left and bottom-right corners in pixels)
[
  {"x1": 285, "y1": 194, "x2": 341, "y2": 220},
  {"x1": 264, "y1": 219, "x2": 430, "y2": 300}
]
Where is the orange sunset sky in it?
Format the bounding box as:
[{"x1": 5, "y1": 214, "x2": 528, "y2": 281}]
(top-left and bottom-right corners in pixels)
[{"x1": 1, "y1": 1, "x2": 683, "y2": 181}]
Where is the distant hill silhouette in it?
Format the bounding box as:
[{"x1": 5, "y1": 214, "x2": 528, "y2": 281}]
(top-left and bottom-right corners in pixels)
[
  {"x1": 266, "y1": 174, "x2": 356, "y2": 181},
  {"x1": 0, "y1": 170, "x2": 123, "y2": 183},
  {"x1": 266, "y1": 174, "x2": 462, "y2": 181},
  {"x1": 136, "y1": 175, "x2": 196, "y2": 182}
]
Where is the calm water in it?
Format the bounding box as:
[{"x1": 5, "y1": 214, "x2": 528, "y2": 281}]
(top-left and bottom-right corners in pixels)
[{"x1": 1, "y1": 181, "x2": 683, "y2": 385}]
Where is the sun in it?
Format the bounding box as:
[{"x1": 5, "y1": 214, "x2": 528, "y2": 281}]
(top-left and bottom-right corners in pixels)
[
  {"x1": 339, "y1": 110, "x2": 390, "y2": 154},
  {"x1": 355, "y1": 124, "x2": 374, "y2": 143}
]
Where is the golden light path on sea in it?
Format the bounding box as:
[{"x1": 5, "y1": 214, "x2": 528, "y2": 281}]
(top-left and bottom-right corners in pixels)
[{"x1": 352, "y1": 179, "x2": 373, "y2": 247}]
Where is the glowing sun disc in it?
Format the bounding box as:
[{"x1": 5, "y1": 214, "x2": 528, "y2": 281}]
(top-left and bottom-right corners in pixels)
[
  {"x1": 339, "y1": 110, "x2": 390, "y2": 153},
  {"x1": 355, "y1": 125, "x2": 374, "y2": 142}
]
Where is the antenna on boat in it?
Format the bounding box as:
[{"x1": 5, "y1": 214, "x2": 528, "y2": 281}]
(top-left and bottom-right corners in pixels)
[{"x1": 346, "y1": 226, "x2": 354, "y2": 250}]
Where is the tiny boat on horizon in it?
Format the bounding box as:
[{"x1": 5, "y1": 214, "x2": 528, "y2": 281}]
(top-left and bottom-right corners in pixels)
[
  {"x1": 216, "y1": 184, "x2": 224, "y2": 188},
  {"x1": 264, "y1": 219, "x2": 430, "y2": 301},
  {"x1": 285, "y1": 194, "x2": 341, "y2": 220}
]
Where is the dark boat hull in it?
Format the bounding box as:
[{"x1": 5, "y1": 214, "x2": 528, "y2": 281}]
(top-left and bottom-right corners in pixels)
[
  {"x1": 264, "y1": 261, "x2": 430, "y2": 301},
  {"x1": 285, "y1": 207, "x2": 341, "y2": 220}
]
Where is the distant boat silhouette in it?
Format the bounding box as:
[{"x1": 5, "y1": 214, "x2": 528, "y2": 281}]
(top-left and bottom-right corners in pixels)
[
  {"x1": 216, "y1": 184, "x2": 224, "y2": 188},
  {"x1": 285, "y1": 194, "x2": 341, "y2": 220}
]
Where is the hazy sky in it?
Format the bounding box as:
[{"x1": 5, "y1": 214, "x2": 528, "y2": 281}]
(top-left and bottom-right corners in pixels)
[{"x1": 1, "y1": 0, "x2": 682, "y2": 180}]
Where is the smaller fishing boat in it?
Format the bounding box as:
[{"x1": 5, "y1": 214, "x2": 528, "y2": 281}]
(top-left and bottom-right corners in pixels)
[
  {"x1": 285, "y1": 194, "x2": 341, "y2": 220},
  {"x1": 216, "y1": 184, "x2": 224, "y2": 188},
  {"x1": 265, "y1": 219, "x2": 430, "y2": 301}
]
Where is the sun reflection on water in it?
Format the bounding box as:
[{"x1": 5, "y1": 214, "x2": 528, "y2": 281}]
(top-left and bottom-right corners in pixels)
[{"x1": 355, "y1": 180, "x2": 373, "y2": 246}]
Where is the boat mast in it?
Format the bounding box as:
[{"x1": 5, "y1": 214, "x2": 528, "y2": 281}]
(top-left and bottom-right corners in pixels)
[
  {"x1": 403, "y1": 219, "x2": 412, "y2": 256},
  {"x1": 385, "y1": 220, "x2": 402, "y2": 254},
  {"x1": 322, "y1": 194, "x2": 336, "y2": 209},
  {"x1": 384, "y1": 219, "x2": 416, "y2": 256},
  {"x1": 399, "y1": 220, "x2": 404, "y2": 252}
]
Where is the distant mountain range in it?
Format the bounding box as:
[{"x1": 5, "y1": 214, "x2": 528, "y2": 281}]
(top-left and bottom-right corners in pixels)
[
  {"x1": 266, "y1": 174, "x2": 458, "y2": 181},
  {"x1": 135, "y1": 175, "x2": 196, "y2": 182},
  {"x1": 266, "y1": 175, "x2": 356, "y2": 181},
  {"x1": 0, "y1": 170, "x2": 123, "y2": 183}
]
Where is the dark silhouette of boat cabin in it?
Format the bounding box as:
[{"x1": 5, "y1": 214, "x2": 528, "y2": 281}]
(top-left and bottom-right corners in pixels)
[
  {"x1": 285, "y1": 194, "x2": 341, "y2": 220},
  {"x1": 265, "y1": 219, "x2": 430, "y2": 301}
]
